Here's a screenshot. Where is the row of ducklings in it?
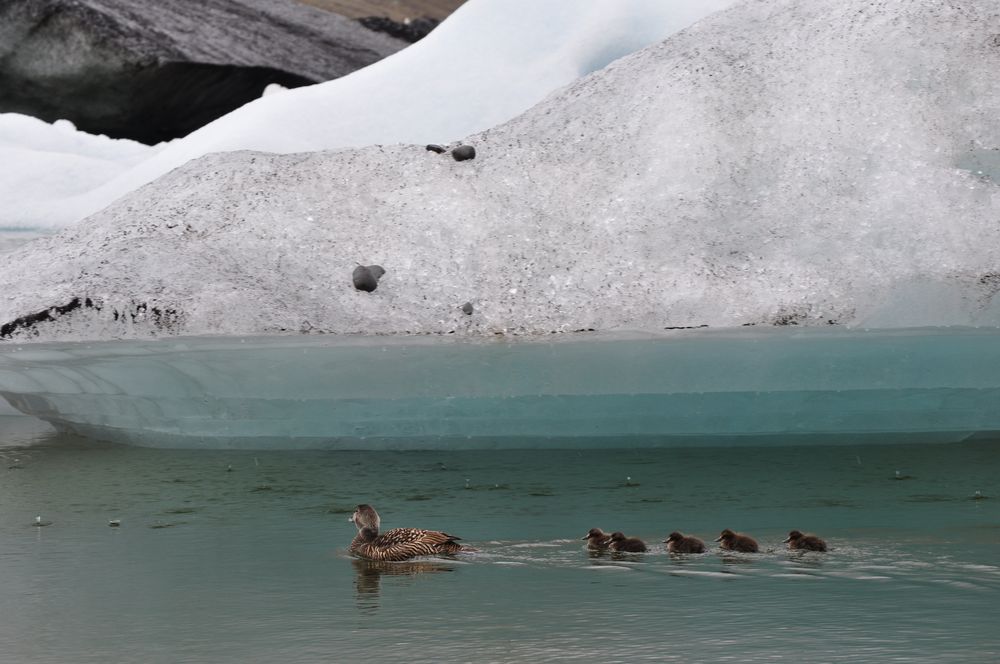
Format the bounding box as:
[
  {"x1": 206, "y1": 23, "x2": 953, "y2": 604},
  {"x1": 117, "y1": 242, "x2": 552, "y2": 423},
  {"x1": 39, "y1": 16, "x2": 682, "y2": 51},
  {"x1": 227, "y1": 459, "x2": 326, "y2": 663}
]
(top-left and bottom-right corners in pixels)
[
  {"x1": 347, "y1": 504, "x2": 828, "y2": 563},
  {"x1": 584, "y1": 528, "x2": 827, "y2": 553}
]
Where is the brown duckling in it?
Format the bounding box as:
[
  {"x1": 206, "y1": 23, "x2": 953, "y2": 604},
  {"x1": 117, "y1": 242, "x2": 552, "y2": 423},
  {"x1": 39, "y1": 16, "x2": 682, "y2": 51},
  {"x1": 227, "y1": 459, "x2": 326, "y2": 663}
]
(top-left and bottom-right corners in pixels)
[
  {"x1": 609, "y1": 531, "x2": 648, "y2": 553},
  {"x1": 348, "y1": 504, "x2": 467, "y2": 562},
  {"x1": 715, "y1": 528, "x2": 759, "y2": 553},
  {"x1": 784, "y1": 530, "x2": 827, "y2": 552},
  {"x1": 582, "y1": 527, "x2": 613, "y2": 550},
  {"x1": 663, "y1": 531, "x2": 706, "y2": 554}
]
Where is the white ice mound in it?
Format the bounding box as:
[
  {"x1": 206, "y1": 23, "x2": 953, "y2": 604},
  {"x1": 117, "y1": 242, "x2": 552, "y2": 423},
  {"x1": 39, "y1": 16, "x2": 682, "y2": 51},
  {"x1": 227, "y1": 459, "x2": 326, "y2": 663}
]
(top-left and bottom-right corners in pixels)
[
  {"x1": 0, "y1": 113, "x2": 166, "y2": 230},
  {"x1": 1, "y1": 0, "x2": 999, "y2": 341},
  {"x1": 8, "y1": 0, "x2": 735, "y2": 229}
]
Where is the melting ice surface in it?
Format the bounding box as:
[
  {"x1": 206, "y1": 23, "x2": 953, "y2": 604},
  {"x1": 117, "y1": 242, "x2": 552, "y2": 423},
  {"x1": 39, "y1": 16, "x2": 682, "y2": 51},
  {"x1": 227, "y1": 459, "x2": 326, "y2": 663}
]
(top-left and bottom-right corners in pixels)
[{"x1": 3, "y1": 327, "x2": 1000, "y2": 449}]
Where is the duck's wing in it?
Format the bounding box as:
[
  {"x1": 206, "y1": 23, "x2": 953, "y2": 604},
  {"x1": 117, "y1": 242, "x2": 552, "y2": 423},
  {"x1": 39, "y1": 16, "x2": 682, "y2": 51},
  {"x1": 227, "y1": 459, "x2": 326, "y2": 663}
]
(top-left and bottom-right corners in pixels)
[{"x1": 378, "y1": 527, "x2": 460, "y2": 546}]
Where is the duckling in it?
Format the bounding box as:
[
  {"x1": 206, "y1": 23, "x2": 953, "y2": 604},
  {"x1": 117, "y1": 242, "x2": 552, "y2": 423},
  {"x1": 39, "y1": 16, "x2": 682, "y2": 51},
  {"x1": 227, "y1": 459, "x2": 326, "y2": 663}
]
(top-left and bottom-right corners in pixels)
[
  {"x1": 348, "y1": 504, "x2": 466, "y2": 562},
  {"x1": 582, "y1": 527, "x2": 612, "y2": 550},
  {"x1": 715, "y1": 528, "x2": 759, "y2": 553},
  {"x1": 663, "y1": 531, "x2": 706, "y2": 554},
  {"x1": 784, "y1": 530, "x2": 827, "y2": 552},
  {"x1": 609, "y1": 531, "x2": 647, "y2": 553}
]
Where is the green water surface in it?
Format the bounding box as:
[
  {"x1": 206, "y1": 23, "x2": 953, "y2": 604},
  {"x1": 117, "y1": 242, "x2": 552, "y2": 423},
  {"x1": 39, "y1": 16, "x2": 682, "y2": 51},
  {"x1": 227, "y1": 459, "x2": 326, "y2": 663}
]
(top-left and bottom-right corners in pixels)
[{"x1": 1, "y1": 423, "x2": 998, "y2": 662}]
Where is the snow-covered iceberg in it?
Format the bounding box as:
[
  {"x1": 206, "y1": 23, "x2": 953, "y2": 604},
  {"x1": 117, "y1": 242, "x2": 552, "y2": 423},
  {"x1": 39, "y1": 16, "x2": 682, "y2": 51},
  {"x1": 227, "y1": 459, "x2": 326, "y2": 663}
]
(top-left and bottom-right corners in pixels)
[
  {"x1": 4, "y1": 328, "x2": 1000, "y2": 449},
  {"x1": 1, "y1": 0, "x2": 735, "y2": 230},
  {"x1": 2, "y1": 0, "x2": 998, "y2": 339},
  {"x1": 2, "y1": 0, "x2": 1000, "y2": 449}
]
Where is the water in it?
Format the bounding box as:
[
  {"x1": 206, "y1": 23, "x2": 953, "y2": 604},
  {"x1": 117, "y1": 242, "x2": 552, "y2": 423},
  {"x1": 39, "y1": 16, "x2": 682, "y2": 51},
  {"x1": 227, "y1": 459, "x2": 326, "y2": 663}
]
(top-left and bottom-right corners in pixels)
[{"x1": 2, "y1": 423, "x2": 998, "y2": 662}]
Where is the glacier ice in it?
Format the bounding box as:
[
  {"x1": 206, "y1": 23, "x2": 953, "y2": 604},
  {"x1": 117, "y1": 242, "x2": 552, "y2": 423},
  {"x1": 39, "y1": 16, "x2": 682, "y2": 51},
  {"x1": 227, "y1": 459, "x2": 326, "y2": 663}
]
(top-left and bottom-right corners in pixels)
[
  {"x1": 3, "y1": 328, "x2": 1000, "y2": 449},
  {"x1": 0, "y1": 0, "x2": 735, "y2": 230},
  {"x1": 1, "y1": 0, "x2": 998, "y2": 340},
  {"x1": 2, "y1": 0, "x2": 1000, "y2": 449}
]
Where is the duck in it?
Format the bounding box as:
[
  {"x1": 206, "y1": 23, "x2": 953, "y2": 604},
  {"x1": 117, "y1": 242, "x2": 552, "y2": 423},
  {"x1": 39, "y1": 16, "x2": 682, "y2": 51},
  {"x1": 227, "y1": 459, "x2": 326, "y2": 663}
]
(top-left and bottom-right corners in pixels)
[
  {"x1": 609, "y1": 531, "x2": 647, "y2": 553},
  {"x1": 663, "y1": 531, "x2": 706, "y2": 554},
  {"x1": 582, "y1": 527, "x2": 612, "y2": 550},
  {"x1": 348, "y1": 504, "x2": 467, "y2": 562},
  {"x1": 784, "y1": 530, "x2": 827, "y2": 552},
  {"x1": 715, "y1": 528, "x2": 759, "y2": 553}
]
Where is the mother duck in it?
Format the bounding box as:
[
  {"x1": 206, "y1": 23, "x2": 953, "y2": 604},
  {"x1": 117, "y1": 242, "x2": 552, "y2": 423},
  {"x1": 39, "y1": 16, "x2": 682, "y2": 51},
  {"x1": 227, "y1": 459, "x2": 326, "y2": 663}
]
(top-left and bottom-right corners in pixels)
[{"x1": 349, "y1": 504, "x2": 467, "y2": 561}]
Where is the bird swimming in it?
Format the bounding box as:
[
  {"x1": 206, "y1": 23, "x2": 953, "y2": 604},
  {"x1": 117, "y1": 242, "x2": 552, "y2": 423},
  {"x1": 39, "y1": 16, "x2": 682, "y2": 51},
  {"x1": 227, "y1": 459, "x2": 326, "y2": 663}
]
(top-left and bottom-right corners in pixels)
[
  {"x1": 783, "y1": 530, "x2": 827, "y2": 552},
  {"x1": 609, "y1": 531, "x2": 647, "y2": 553},
  {"x1": 715, "y1": 528, "x2": 759, "y2": 553},
  {"x1": 348, "y1": 504, "x2": 467, "y2": 562},
  {"x1": 582, "y1": 527, "x2": 612, "y2": 550},
  {"x1": 663, "y1": 531, "x2": 706, "y2": 553}
]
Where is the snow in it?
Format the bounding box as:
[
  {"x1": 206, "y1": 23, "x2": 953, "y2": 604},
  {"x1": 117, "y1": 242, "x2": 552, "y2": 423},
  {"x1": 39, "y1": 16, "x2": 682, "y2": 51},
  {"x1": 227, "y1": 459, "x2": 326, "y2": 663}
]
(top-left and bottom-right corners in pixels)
[
  {"x1": 0, "y1": 114, "x2": 165, "y2": 229},
  {"x1": 1, "y1": 0, "x2": 997, "y2": 341},
  {"x1": 0, "y1": 0, "x2": 736, "y2": 230}
]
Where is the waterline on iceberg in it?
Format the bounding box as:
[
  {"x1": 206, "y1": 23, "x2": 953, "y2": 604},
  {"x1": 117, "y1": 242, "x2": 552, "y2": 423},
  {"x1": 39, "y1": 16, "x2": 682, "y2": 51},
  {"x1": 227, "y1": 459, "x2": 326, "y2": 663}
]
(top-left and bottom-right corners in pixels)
[{"x1": 2, "y1": 327, "x2": 999, "y2": 449}]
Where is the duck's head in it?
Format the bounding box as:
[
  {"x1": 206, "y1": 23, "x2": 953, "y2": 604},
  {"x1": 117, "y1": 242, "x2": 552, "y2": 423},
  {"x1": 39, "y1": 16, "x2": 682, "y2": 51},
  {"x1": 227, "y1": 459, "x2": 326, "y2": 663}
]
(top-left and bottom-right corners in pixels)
[
  {"x1": 350, "y1": 504, "x2": 381, "y2": 531},
  {"x1": 715, "y1": 528, "x2": 736, "y2": 542},
  {"x1": 664, "y1": 531, "x2": 684, "y2": 544},
  {"x1": 610, "y1": 531, "x2": 627, "y2": 542},
  {"x1": 582, "y1": 527, "x2": 608, "y2": 541},
  {"x1": 783, "y1": 530, "x2": 804, "y2": 543}
]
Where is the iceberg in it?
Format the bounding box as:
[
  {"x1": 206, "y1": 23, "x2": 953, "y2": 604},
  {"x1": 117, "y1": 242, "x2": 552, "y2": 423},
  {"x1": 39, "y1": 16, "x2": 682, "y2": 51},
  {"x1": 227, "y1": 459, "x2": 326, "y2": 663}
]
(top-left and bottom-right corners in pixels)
[
  {"x1": 4, "y1": 328, "x2": 1000, "y2": 449},
  {"x1": 1, "y1": 0, "x2": 997, "y2": 339},
  {"x1": 0, "y1": 0, "x2": 735, "y2": 230},
  {"x1": 2, "y1": 0, "x2": 999, "y2": 449}
]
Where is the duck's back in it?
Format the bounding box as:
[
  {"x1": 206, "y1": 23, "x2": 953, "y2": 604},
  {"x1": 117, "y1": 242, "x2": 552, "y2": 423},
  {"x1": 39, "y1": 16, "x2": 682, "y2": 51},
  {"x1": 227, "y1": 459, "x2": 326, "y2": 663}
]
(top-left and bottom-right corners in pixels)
[
  {"x1": 351, "y1": 527, "x2": 464, "y2": 561},
  {"x1": 797, "y1": 535, "x2": 828, "y2": 552},
  {"x1": 669, "y1": 537, "x2": 706, "y2": 554},
  {"x1": 733, "y1": 535, "x2": 759, "y2": 553}
]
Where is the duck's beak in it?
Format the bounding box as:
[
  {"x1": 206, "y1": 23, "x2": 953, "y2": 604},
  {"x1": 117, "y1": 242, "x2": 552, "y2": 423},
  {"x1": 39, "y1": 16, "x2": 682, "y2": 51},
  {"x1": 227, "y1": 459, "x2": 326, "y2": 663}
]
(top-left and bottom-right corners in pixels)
[
  {"x1": 782, "y1": 536, "x2": 792, "y2": 543},
  {"x1": 714, "y1": 535, "x2": 724, "y2": 542},
  {"x1": 348, "y1": 515, "x2": 355, "y2": 523}
]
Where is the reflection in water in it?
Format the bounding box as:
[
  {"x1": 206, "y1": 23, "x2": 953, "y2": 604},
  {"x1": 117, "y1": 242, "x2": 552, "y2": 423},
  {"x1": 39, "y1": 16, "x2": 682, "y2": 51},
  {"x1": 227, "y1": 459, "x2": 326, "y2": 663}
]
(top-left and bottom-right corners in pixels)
[
  {"x1": 719, "y1": 553, "x2": 757, "y2": 567},
  {"x1": 352, "y1": 558, "x2": 456, "y2": 610},
  {"x1": 786, "y1": 550, "x2": 826, "y2": 570},
  {"x1": 667, "y1": 552, "x2": 709, "y2": 565}
]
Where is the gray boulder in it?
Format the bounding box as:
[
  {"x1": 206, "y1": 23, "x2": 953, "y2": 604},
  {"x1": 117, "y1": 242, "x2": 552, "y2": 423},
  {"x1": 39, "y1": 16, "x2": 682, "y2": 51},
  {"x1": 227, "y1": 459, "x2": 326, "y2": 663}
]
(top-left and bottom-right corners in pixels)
[{"x1": 0, "y1": 0, "x2": 407, "y2": 143}]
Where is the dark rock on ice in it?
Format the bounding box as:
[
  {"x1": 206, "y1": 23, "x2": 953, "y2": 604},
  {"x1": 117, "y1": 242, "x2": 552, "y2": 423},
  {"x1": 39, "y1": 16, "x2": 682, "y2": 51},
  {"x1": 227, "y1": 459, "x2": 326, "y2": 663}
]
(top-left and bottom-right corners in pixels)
[
  {"x1": 353, "y1": 265, "x2": 386, "y2": 292},
  {"x1": 460, "y1": 302, "x2": 474, "y2": 315},
  {"x1": 0, "y1": 0, "x2": 407, "y2": 143},
  {"x1": 426, "y1": 144, "x2": 447, "y2": 154},
  {"x1": 451, "y1": 145, "x2": 476, "y2": 161}
]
